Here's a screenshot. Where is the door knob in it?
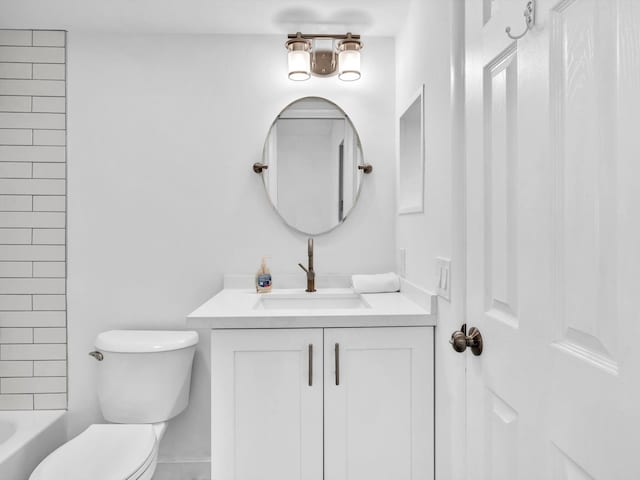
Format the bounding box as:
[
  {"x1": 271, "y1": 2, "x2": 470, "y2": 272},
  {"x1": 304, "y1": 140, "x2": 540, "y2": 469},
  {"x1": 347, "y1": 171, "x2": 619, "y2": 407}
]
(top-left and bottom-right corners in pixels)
[{"x1": 449, "y1": 324, "x2": 483, "y2": 356}]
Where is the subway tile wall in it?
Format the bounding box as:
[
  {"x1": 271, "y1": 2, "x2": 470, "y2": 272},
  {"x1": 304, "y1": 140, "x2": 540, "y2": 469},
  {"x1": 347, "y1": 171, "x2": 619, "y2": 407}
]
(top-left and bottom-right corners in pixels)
[{"x1": 0, "y1": 30, "x2": 66, "y2": 410}]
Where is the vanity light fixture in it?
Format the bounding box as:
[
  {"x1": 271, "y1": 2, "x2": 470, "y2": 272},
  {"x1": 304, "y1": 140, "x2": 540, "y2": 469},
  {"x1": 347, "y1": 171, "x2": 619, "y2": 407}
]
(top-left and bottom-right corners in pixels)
[{"x1": 286, "y1": 32, "x2": 363, "y2": 81}]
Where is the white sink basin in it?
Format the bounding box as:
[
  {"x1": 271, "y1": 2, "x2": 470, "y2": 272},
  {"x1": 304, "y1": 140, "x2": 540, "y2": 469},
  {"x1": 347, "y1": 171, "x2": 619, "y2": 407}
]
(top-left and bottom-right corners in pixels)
[{"x1": 255, "y1": 292, "x2": 370, "y2": 310}]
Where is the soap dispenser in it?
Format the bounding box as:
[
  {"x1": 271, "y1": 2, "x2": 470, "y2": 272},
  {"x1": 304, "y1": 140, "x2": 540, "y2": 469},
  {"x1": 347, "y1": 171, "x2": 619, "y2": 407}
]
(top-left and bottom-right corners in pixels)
[{"x1": 255, "y1": 257, "x2": 272, "y2": 293}]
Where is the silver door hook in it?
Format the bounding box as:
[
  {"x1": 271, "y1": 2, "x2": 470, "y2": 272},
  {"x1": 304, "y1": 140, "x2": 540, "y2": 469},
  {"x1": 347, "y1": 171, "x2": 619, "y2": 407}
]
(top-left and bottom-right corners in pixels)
[{"x1": 505, "y1": 0, "x2": 536, "y2": 40}]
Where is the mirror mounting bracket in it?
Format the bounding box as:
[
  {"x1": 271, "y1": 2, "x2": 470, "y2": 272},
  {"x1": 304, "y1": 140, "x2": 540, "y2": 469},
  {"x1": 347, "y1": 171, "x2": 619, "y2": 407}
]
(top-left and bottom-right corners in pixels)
[
  {"x1": 252, "y1": 162, "x2": 269, "y2": 173},
  {"x1": 358, "y1": 163, "x2": 373, "y2": 174}
]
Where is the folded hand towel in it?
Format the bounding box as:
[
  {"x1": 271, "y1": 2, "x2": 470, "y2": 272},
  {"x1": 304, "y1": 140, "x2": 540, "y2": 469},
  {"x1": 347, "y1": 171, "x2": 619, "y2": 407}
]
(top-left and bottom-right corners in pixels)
[{"x1": 352, "y1": 272, "x2": 401, "y2": 294}]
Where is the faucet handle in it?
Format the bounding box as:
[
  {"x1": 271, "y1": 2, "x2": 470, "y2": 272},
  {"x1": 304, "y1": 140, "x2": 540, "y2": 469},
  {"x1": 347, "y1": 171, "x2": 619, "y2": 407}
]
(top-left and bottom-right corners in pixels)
[{"x1": 298, "y1": 263, "x2": 309, "y2": 273}]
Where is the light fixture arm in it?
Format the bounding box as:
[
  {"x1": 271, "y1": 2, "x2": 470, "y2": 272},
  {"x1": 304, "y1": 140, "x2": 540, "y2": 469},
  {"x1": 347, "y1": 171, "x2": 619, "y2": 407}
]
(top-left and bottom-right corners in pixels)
[{"x1": 287, "y1": 33, "x2": 361, "y2": 41}]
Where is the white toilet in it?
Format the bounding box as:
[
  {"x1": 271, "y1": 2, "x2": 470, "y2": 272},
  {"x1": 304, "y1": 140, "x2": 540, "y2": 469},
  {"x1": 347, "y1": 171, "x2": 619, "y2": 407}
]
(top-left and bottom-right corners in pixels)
[{"x1": 30, "y1": 330, "x2": 199, "y2": 480}]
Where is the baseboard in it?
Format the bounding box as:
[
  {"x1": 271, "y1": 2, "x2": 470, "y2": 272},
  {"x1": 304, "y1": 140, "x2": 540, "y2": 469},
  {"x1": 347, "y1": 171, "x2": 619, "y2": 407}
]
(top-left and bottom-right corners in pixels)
[{"x1": 153, "y1": 459, "x2": 210, "y2": 480}]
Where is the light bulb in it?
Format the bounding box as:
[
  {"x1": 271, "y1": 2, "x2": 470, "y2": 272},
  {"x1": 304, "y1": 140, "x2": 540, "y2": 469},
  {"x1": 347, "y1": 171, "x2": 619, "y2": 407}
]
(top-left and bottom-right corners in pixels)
[
  {"x1": 287, "y1": 42, "x2": 311, "y2": 81},
  {"x1": 338, "y1": 41, "x2": 361, "y2": 81}
]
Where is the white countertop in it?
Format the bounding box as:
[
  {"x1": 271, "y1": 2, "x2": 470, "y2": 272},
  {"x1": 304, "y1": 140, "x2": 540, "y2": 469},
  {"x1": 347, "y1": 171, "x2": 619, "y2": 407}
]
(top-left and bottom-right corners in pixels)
[{"x1": 186, "y1": 278, "x2": 437, "y2": 329}]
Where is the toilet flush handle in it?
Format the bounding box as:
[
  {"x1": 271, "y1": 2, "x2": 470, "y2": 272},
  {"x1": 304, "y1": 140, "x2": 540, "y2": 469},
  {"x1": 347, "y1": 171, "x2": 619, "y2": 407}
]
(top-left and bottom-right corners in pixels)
[{"x1": 88, "y1": 351, "x2": 104, "y2": 361}]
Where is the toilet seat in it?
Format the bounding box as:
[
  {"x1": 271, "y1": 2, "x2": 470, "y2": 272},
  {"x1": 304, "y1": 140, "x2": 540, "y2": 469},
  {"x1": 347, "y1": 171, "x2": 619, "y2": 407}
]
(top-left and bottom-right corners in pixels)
[{"x1": 29, "y1": 424, "x2": 157, "y2": 480}]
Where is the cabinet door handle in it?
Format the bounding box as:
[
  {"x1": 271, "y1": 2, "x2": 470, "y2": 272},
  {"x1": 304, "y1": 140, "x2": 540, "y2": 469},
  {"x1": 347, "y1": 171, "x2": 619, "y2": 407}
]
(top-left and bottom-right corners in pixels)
[
  {"x1": 308, "y1": 344, "x2": 313, "y2": 387},
  {"x1": 335, "y1": 343, "x2": 340, "y2": 385}
]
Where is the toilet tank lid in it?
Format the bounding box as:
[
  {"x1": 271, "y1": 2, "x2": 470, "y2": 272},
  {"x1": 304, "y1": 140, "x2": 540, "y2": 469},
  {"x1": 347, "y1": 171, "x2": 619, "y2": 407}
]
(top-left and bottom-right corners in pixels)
[{"x1": 95, "y1": 330, "x2": 199, "y2": 353}]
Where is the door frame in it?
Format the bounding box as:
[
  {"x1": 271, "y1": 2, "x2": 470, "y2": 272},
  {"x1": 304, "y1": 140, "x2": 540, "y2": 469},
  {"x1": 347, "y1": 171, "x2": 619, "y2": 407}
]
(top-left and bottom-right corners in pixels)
[{"x1": 433, "y1": 2, "x2": 468, "y2": 480}]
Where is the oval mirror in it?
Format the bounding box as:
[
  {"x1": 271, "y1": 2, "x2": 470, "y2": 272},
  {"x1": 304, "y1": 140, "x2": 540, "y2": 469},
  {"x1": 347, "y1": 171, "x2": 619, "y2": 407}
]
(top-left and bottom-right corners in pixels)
[{"x1": 260, "y1": 97, "x2": 367, "y2": 235}]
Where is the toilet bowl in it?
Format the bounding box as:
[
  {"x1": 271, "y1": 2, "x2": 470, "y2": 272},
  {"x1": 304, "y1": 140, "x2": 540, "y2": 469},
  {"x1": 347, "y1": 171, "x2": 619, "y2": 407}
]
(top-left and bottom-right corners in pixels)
[{"x1": 29, "y1": 330, "x2": 198, "y2": 480}]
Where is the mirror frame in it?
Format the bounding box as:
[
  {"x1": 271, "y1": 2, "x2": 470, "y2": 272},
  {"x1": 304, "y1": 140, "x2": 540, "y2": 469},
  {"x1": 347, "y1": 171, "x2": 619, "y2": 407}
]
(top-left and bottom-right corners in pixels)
[{"x1": 259, "y1": 96, "x2": 367, "y2": 235}]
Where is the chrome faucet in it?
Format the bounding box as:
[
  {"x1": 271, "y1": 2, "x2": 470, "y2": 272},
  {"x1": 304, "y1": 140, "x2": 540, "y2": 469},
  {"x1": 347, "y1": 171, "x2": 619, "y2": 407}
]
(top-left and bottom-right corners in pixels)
[{"x1": 298, "y1": 238, "x2": 316, "y2": 292}]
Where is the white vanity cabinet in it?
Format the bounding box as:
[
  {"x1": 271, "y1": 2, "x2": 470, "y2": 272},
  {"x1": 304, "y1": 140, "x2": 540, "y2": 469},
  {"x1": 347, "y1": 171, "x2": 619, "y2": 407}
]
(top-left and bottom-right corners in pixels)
[
  {"x1": 211, "y1": 326, "x2": 434, "y2": 480},
  {"x1": 211, "y1": 329, "x2": 324, "y2": 480}
]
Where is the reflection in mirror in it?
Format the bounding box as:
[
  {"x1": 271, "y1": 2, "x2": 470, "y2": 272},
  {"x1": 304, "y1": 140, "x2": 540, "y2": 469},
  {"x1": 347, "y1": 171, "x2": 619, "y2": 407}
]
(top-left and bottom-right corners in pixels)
[{"x1": 261, "y1": 97, "x2": 366, "y2": 235}]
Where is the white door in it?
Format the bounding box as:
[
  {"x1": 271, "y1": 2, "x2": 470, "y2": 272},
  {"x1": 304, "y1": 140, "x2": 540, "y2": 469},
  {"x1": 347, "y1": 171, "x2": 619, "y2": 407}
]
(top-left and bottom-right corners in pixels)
[
  {"x1": 323, "y1": 327, "x2": 434, "y2": 480},
  {"x1": 465, "y1": 0, "x2": 640, "y2": 478},
  {"x1": 211, "y1": 329, "x2": 323, "y2": 480}
]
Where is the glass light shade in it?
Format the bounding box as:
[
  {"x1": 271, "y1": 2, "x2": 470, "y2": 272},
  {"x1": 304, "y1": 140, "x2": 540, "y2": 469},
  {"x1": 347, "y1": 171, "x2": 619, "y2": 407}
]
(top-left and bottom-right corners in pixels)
[
  {"x1": 288, "y1": 49, "x2": 311, "y2": 81},
  {"x1": 338, "y1": 47, "x2": 361, "y2": 81}
]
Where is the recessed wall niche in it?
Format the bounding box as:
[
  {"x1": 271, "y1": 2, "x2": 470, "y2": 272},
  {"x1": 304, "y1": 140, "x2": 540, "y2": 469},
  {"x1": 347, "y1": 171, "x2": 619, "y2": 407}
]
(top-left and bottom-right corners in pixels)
[{"x1": 398, "y1": 84, "x2": 425, "y2": 214}]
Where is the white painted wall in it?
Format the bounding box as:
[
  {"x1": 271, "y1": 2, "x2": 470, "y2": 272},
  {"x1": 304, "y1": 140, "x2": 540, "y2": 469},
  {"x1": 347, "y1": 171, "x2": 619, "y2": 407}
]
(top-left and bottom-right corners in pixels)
[
  {"x1": 66, "y1": 32, "x2": 395, "y2": 467},
  {"x1": 395, "y1": 1, "x2": 466, "y2": 479}
]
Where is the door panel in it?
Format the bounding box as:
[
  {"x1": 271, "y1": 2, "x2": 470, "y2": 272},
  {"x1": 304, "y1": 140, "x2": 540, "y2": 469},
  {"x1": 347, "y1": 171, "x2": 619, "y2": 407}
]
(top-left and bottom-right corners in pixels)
[
  {"x1": 466, "y1": 0, "x2": 640, "y2": 478},
  {"x1": 211, "y1": 329, "x2": 323, "y2": 480},
  {"x1": 550, "y1": 0, "x2": 620, "y2": 371},
  {"x1": 484, "y1": 42, "x2": 519, "y2": 327},
  {"x1": 486, "y1": 390, "x2": 518, "y2": 480},
  {"x1": 323, "y1": 327, "x2": 434, "y2": 480},
  {"x1": 552, "y1": 445, "x2": 595, "y2": 480}
]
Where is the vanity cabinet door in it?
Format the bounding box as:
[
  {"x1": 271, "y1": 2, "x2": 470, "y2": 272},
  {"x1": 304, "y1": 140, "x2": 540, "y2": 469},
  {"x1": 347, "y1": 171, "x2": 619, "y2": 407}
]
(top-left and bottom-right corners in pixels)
[
  {"x1": 323, "y1": 327, "x2": 434, "y2": 480},
  {"x1": 211, "y1": 329, "x2": 323, "y2": 480}
]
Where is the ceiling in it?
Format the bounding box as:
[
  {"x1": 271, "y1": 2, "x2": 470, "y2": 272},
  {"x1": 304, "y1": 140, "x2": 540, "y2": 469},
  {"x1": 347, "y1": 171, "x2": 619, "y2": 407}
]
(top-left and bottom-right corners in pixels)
[{"x1": 0, "y1": 0, "x2": 409, "y2": 36}]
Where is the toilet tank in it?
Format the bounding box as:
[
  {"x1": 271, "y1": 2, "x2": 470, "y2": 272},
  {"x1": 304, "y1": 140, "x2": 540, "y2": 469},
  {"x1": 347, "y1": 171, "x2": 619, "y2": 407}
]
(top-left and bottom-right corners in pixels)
[{"x1": 94, "y1": 330, "x2": 199, "y2": 424}]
